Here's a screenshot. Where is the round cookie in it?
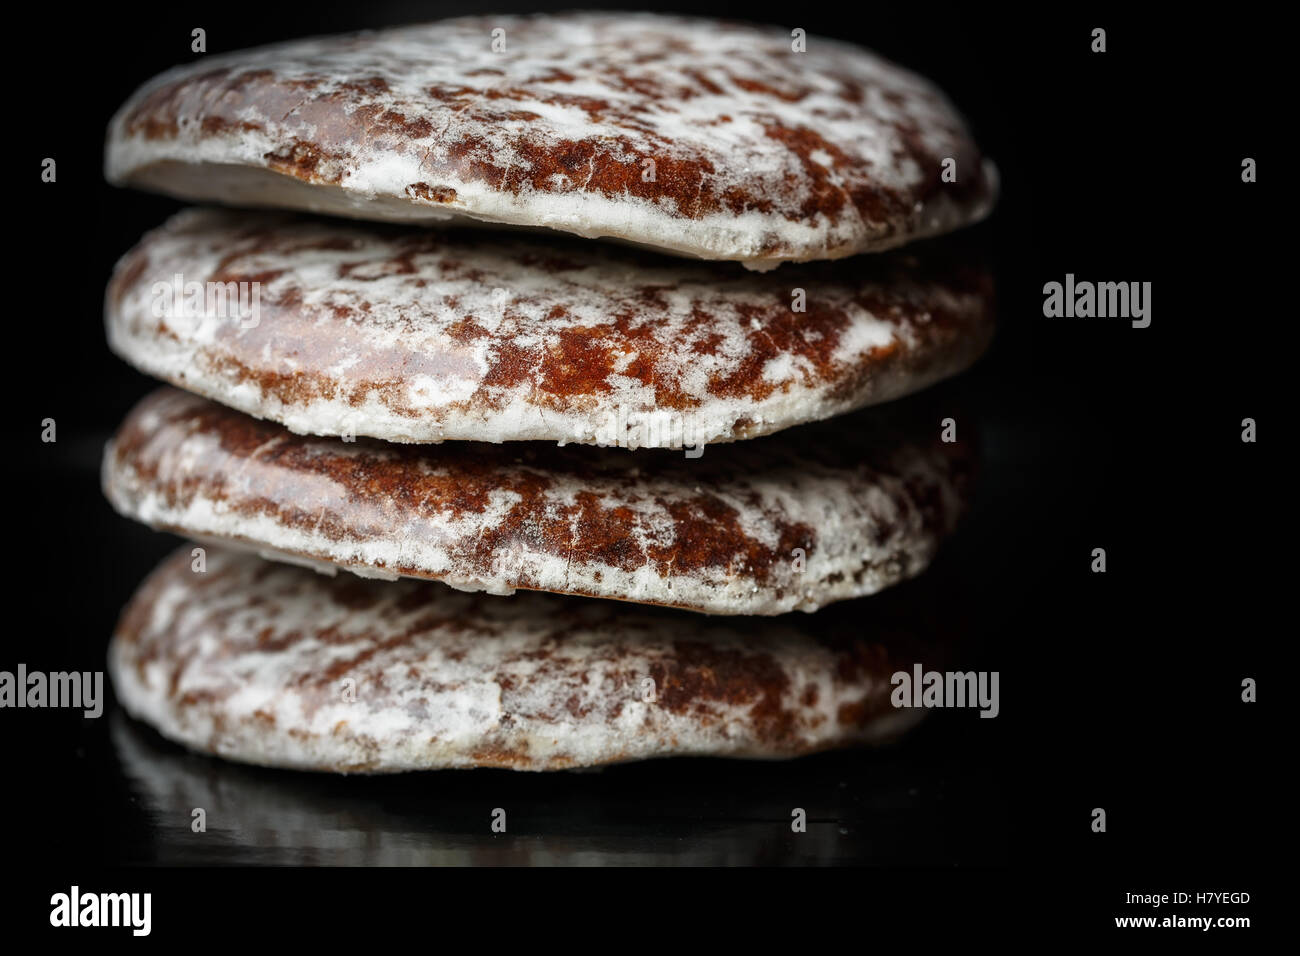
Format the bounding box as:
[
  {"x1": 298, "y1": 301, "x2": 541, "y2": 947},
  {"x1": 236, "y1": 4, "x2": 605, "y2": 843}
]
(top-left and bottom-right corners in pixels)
[
  {"x1": 102, "y1": 388, "x2": 973, "y2": 616},
  {"x1": 106, "y1": 208, "x2": 994, "y2": 448},
  {"x1": 105, "y1": 14, "x2": 997, "y2": 268},
  {"x1": 109, "y1": 545, "x2": 931, "y2": 772}
]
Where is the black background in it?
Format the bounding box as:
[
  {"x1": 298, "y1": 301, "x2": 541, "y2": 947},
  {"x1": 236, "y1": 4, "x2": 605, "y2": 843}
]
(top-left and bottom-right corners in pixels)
[{"x1": 5, "y1": 0, "x2": 1277, "y2": 932}]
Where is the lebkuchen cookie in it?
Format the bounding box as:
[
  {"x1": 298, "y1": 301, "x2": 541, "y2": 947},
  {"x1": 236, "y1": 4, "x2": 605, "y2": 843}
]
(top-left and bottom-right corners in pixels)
[
  {"x1": 102, "y1": 388, "x2": 972, "y2": 616},
  {"x1": 106, "y1": 209, "x2": 994, "y2": 448},
  {"x1": 105, "y1": 14, "x2": 996, "y2": 269},
  {"x1": 110, "y1": 545, "x2": 933, "y2": 772}
]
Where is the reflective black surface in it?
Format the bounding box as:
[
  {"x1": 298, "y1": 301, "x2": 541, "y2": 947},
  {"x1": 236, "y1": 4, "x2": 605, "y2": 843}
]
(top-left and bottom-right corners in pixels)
[{"x1": 108, "y1": 709, "x2": 1006, "y2": 866}]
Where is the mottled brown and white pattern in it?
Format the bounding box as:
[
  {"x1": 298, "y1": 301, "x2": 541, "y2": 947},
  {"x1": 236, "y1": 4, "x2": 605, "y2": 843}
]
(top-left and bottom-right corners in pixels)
[
  {"x1": 105, "y1": 14, "x2": 997, "y2": 268},
  {"x1": 103, "y1": 388, "x2": 973, "y2": 616},
  {"x1": 110, "y1": 546, "x2": 930, "y2": 772},
  {"x1": 107, "y1": 209, "x2": 994, "y2": 448}
]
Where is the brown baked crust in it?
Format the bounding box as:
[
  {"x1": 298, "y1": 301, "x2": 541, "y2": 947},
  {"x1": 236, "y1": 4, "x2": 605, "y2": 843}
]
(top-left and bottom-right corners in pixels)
[
  {"x1": 110, "y1": 545, "x2": 941, "y2": 771},
  {"x1": 102, "y1": 388, "x2": 975, "y2": 616},
  {"x1": 106, "y1": 208, "x2": 995, "y2": 447},
  {"x1": 105, "y1": 14, "x2": 997, "y2": 266}
]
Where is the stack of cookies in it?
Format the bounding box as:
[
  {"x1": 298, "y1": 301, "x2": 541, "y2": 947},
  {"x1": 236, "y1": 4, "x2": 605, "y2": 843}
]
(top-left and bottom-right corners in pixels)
[{"x1": 102, "y1": 14, "x2": 996, "y2": 772}]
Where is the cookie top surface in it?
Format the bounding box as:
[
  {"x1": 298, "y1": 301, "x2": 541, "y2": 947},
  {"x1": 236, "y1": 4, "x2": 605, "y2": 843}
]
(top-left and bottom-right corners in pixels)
[
  {"x1": 110, "y1": 545, "x2": 933, "y2": 771},
  {"x1": 103, "y1": 388, "x2": 973, "y2": 616},
  {"x1": 106, "y1": 14, "x2": 996, "y2": 267},
  {"x1": 107, "y1": 208, "x2": 994, "y2": 447}
]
